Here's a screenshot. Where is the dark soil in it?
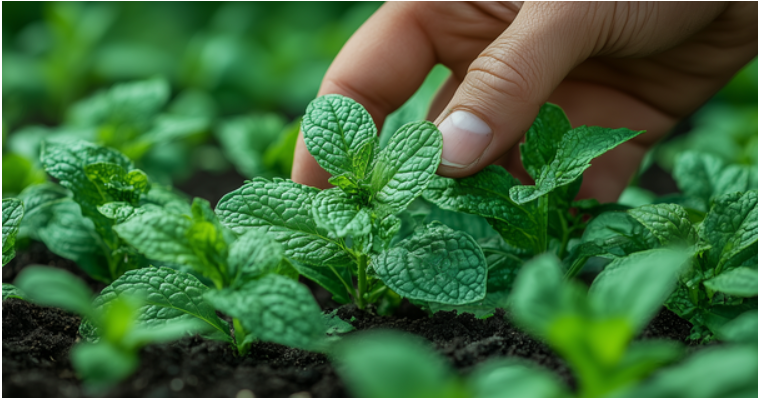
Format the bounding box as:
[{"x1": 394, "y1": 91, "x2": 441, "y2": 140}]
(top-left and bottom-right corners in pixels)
[{"x1": 3, "y1": 244, "x2": 695, "y2": 398}]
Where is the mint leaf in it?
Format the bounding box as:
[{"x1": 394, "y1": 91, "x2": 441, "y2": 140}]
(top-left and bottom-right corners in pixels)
[
  {"x1": 2, "y1": 283, "x2": 25, "y2": 301},
  {"x1": 216, "y1": 178, "x2": 352, "y2": 267},
  {"x1": 468, "y1": 359, "x2": 568, "y2": 398},
  {"x1": 84, "y1": 162, "x2": 150, "y2": 205},
  {"x1": 373, "y1": 223, "x2": 486, "y2": 305},
  {"x1": 423, "y1": 166, "x2": 541, "y2": 251},
  {"x1": 704, "y1": 267, "x2": 758, "y2": 297},
  {"x1": 520, "y1": 103, "x2": 572, "y2": 180},
  {"x1": 510, "y1": 126, "x2": 644, "y2": 204},
  {"x1": 140, "y1": 185, "x2": 191, "y2": 215},
  {"x1": 15, "y1": 266, "x2": 94, "y2": 317},
  {"x1": 718, "y1": 310, "x2": 758, "y2": 344},
  {"x1": 311, "y1": 189, "x2": 371, "y2": 238},
  {"x1": 88, "y1": 267, "x2": 231, "y2": 343},
  {"x1": 628, "y1": 204, "x2": 698, "y2": 246},
  {"x1": 673, "y1": 151, "x2": 758, "y2": 211},
  {"x1": 204, "y1": 274, "x2": 325, "y2": 350},
  {"x1": 702, "y1": 190, "x2": 758, "y2": 272},
  {"x1": 589, "y1": 249, "x2": 689, "y2": 333},
  {"x1": 301, "y1": 94, "x2": 377, "y2": 179},
  {"x1": 371, "y1": 121, "x2": 442, "y2": 213},
  {"x1": 2, "y1": 198, "x2": 24, "y2": 265},
  {"x1": 288, "y1": 260, "x2": 353, "y2": 304},
  {"x1": 228, "y1": 230, "x2": 284, "y2": 283}
]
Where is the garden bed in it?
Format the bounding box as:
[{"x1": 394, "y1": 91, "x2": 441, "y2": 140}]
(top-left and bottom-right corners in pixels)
[{"x1": 3, "y1": 240, "x2": 694, "y2": 398}]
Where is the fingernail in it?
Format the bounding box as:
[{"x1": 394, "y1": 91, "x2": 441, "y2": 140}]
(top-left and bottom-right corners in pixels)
[{"x1": 438, "y1": 111, "x2": 493, "y2": 168}]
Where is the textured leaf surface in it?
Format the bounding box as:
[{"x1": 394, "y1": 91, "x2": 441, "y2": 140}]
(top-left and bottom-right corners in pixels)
[
  {"x1": 90, "y1": 267, "x2": 230, "y2": 342},
  {"x1": 216, "y1": 178, "x2": 351, "y2": 267},
  {"x1": 204, "y1": 275, "x2": 325, "y2": 350},
  {"x1": 301, "y1": 94, "x2": 377, "y2": 178},
  {"x1": 704, "y1": 267, "x2": 758, "y2": 297},
  {"x1": 2, "y1": 283, "x2": 24, "y2": 301},
  {"x1": 510, "y1": 126, "x2": 643, "y2": 204},
  {"x1": 702, "y1": 191, "x2": 758, "y2": 271},
  {"x1": 373, "y1": 223, "x2": 486, "y2": 304},
  {"x1": 628, "y1": 204, "x2": 697, "y2": 246},
  {"x1": 371, "y1": 121, "x2": 442, "y2": 212},
  {"x1": 228, "y1": 229, "x2": 284, "y2": 282},
  {"x1": 311, "y1": 189, "x2": 371, "y2": 238},
  {"x1": 423, "y1": 166, "x2": 540, "y2": 251},
  {"x1": 2, "y1": 198, "x2": 24, "y2": 265},
  {"x1": 673, "y1": 151, "x2": 758, "y2": 211},
  {"x1": 520, "y1": 103, "x2": 572, "y2": 180}
]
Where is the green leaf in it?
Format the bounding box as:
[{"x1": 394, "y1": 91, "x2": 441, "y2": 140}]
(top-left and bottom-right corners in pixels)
[
  {"x1": 289, "y1": 260, "x2": 353, "y2": 305},
  {"x1": 70, "y1": 342, "x2": 138, "y2": 389},
  {"x1": 371, "y1": 121, "x2": 442, "y2": 213},
  {"x1": 14, "y1": 266, "x2": 94, "y2": 317},
  {"x1": 702, "y1": 191, "x2": 758, "y2": 272},
  {"x1": 718, "y1": 310, "x2": 758, "y2": 344},
  {"x1": 589, "y1": 249, "x2": 689, "y2": 333},
  {"x1": 510, "y1": 126, "x2": 644, "y2": 204},
  {"x1": 423, "y1": 166, "x2": 540, "y2": 251},
  {"x1": 83, "y1": 162, "x2": 150, "y2": 205},
  {"x1": 216, "y1": 178, "x2": 352, "y2": 267},
  {"x1": 673, "y1": 151, "x2": 758, "y2": 211},
  {"x1": 373, "y1": 223, "x2": 487, "y2": 305},
  {"x1": 216, "y1": 113, "x2": 286, "y2": 178},
  {"x1": 140, "y1": 184, "x2": 191, "y2": 215},
  {"x1": 114, "y1": 209, "x2": 228, "y2": 289},
  {"x1": 2, "y1": 152, "x2": 46, "y2": 197},
  {"x1": 68, "y1": 78, "x2": 169, "y2": 129},
  {"x1": 335, "y1": 331, "x2": 457, "y2": 398},
  {"x1": 704, "y1": 267, "x2": 758, "y2": 297},
  {"x1": 520, "y1": 103, "x2": 572, "y2": 180},
  {"x1": 204, "y1": 274, "x2": 325, "y2": 350},
  {"x1": 422, "y1": 202, "x2": 498, "y2": 241},
  {"x1": 301, "y1": 94, "x2": 377, "y2": 179},
  {"x1": 628, "y1": 203, "x2": 697, "y2": 246},
  {"x1": 228, "y1": 229, "x2": 284, "y2": 283},
  {"x1": 468, "y1": 359, "x2": 569, "y2": 398},
  {"x1": 617, "y1": 346, "x2": 758, "y2": 398},
  {"x1": 88, "y1": 267, "x2": 231, "y2": 343},
  {"x1": 2, "y1": 283, "x2": 24, "y2": 300},
  {"x1": 2, "y1": 198, "x2": 24, "y2": 265},
  {"x1": 311, "y1": 189, "x2": 372, "y2": 238}
]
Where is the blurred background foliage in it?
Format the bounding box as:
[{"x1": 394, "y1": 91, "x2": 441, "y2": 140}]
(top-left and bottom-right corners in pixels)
[{"x1": 2, "y1": 1, "x2": 757, "y2": 199}]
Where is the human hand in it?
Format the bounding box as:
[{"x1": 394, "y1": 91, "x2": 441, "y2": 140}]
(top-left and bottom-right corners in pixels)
[{"x1": 292, "y1": 2, "x2": 758, "y2": 202}]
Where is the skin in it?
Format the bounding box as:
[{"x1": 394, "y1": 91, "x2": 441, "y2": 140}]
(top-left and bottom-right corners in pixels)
[{"x1": 292, "y1": 2, "x2": 758, "y2": 202}]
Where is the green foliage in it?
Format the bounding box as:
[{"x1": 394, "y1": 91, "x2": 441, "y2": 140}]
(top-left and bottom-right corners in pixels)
[
  {"x1": 2, "y1": 198, "x2": 25, "y2": 265},
  {"x1": 14, "y1": 266, "x2": 203, "y2": 389},
  {"x1": 2, "y1": 153, "x2": 47, "y2": 198},
  {"x1": 510, "y1": 250, "x2": 688, "y2": 398},
  {"x1": 218, "y1": 94, "x2": 487, "y2": 311}
]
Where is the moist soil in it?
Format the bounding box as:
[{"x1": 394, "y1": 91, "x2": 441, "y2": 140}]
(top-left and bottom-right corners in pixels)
[{"x1": 4, "y1": 166, "x2": 695, "y2": 398}]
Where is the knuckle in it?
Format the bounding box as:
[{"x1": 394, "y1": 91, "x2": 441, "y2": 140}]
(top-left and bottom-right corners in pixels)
[{"x1": 465, "y1": 44, "x2": 539, "y2": 103}]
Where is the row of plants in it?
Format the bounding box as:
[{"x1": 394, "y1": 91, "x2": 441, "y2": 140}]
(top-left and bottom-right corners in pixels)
[{"x1": 3, "y1": 92, "x2": 758, "y2": 396}]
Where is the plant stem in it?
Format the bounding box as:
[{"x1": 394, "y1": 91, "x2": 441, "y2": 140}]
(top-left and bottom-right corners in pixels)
[
  {"x1": 356, "y1": 254, "x2": 368, "y2": 310},
  {"x1": 233, "y1": 318, "x2": 250, "y2": 356},
  {"x1": 557, "y1": 211, "x2": 570, "y2": 259}
]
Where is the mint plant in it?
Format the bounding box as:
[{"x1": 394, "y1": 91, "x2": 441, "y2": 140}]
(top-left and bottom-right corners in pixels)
[
  {"x1": 109, "y1": 198, "x2": 326, "y2": 354},
  {"x1": 2, "y1": 198, "x2": 25, "y2": 300},
  {"x1": 14, "y1": 266, "x2": 203, "y2": 390},
  {"x1": 216, "y1": 94, "x2": 488, "y2": 310}
]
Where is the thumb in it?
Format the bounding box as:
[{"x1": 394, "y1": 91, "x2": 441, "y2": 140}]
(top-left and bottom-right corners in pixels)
[{"x1": 435, "y1": 2, "x2": 599, "y2": 177}]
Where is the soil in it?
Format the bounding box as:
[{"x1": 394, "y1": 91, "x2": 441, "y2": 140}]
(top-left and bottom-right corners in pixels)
[{"x1": 3, "y1": 160, "x2": 696, "y2": 398}]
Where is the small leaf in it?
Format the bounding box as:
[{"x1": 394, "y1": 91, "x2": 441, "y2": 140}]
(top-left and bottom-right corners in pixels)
[
  {"x1": 673, "y1": 151, "x2": 758, "y2": 211},
  {"x1": 289, "y1": 260, "x2": 353, "y2": 305},
  {"x1": 2, "y1": 283, "x2": 25, "y2": 301},
  {"x1": 2, "y1": 198, "x2": 24, "y2": 265},
  {"x1": 301, "y1": 94, "x2": 377, "y2": 178},
  {"x1": 311, "y1": 189, "x2": 372, "y2": 238},
  {"x1": 704, "y1": 267, "x2": 758, "y2": 297},
  {"x1": 628, "y1": 204, "x2": 698, "y2": 246},
  {"x1": 228, "y1": 229, "x2": 284, "y2": 282},
  {"x1": 70, "y1": 342, "x2": 138, "y2": 389},
  {"x1": 88, "y1": 267, "x2": 231, "y2": 343},
  {"x1": 216, "y1": 178, "x2": 352, "y2": 267},
  {"x1": 702, "y1": 190, "x2": 758, "y2": 272},
  {"x1": 520, "y1": 103, "x2": 572, "y2": 180},
  {"x1": 718, "y1": 310, "x2": 758, "y2": 344},
  {"x1": 468, "y1": 359, "x2": 569, "y2": 398},
  {"x1": 371, "y1": 121, "x2": 442, "y2": 213},
  {"x1": 204, "y1": 275, "x2": 325, "y2": 350},
  {"x1": 510, "y1": 126, "x2": 644, "y2": 204},
  {"x1": 14, "y1": 266, "x2": 94, "y2": 317},
  {"x1": 373, "y1": 223, "x2": 487, "y2": 305}
]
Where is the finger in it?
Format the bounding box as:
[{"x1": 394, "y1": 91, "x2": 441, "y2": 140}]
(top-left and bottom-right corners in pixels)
[
  {"x1": 292, "y1": 3, "x2": 436, "y2": 187},
  {"x1": 434, "y1": 2, "x2": 598, "y2": 178}
]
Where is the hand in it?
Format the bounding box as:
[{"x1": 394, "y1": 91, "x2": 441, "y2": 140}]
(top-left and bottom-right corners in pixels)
[{"x1": 292, "y1": 2, "x2": 758, "y2": 202}]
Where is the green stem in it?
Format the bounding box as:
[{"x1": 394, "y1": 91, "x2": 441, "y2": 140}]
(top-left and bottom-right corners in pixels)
[
  {"x1": 356, "y1": 254, "x2": 368, "y2": 309},
  {"x1": 557, "y1": 211, "x2": 570, "y2": 259},
  {"x1": 329, "y1": 264, "x2": 355, "y2": 302},
  {"x1": 233, "y1": 318, "x2": 250, "y2": 356}
]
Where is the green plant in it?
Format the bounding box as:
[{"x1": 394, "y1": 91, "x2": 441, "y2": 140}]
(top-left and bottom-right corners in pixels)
[
  {"x1": 2, "y1": 198, "x2": 25, "y2": 300},
  {"x1": 216, "y1": 94, "x2": 488, "y2": 310},
  {"x1": 108, "y1": 197, "x2": 327, "y2": 354},
  {"x1": 14, "y1": 266, "x2": 203, "y2": 390}
]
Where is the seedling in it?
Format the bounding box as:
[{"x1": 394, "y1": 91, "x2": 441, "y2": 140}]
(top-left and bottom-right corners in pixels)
[
  {"x1": 216, "y1": 94, "x2": 488, "y2": 309},
  {"x1": 110, "y1": 198, "x2": 326, "y2": 354},
  {"x1": 14, "y1": 266, "x2": 203, "y2": 390}
]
